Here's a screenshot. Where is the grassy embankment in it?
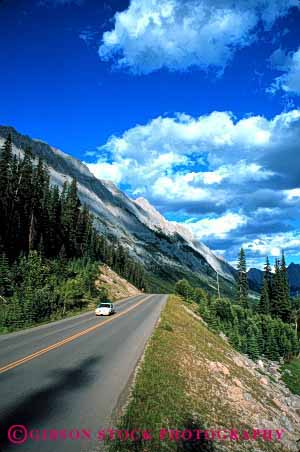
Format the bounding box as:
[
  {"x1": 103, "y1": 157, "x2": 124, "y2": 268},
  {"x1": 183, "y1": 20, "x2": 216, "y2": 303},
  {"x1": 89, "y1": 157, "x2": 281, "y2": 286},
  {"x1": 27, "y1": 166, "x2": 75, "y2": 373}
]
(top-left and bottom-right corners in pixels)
[
  {"x1": 108, "y1": 295, "x2": 290, "y2": 452},
  {"x1": 281, "y1": 358, "x2": 300, "y2": 395}
]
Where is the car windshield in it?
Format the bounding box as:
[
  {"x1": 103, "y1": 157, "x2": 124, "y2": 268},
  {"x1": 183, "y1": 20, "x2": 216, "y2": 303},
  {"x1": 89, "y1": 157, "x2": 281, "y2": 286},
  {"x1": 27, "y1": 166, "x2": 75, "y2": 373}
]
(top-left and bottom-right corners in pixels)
[{"x1": 98, "y1": 303, "x2": 111, "y2": 308}]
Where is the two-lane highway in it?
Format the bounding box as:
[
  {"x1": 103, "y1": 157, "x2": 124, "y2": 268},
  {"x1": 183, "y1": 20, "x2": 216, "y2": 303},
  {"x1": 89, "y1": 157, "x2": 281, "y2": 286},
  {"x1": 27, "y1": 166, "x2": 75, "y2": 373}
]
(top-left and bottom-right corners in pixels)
[{"x1": 0, "y1": 294, "x2": 167, "y2": 451}]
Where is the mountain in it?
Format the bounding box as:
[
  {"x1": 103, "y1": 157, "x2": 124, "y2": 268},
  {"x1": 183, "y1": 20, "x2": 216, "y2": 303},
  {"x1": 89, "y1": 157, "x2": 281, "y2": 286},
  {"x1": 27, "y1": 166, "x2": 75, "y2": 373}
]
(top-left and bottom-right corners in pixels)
[
  {"x1": 288, "y1": 263, "x2": 300, "y2": 295},
  {"x1": 0, "y1": 125, "x2": 236, "y2": 293},
  {"x1": 248, "y1": 264, "x2": 300, "y2": 296},
  {"x1": 247, "y1": 268, "x2": 264, "y2": 292}
]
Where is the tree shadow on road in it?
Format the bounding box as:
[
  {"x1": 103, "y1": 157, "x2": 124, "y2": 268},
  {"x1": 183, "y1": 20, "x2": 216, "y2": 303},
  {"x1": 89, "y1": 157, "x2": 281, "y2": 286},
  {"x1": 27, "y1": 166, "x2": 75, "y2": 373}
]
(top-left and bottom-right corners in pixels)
[{"x1": 0, "y1": 356, "x2": 102, "y2": 451}]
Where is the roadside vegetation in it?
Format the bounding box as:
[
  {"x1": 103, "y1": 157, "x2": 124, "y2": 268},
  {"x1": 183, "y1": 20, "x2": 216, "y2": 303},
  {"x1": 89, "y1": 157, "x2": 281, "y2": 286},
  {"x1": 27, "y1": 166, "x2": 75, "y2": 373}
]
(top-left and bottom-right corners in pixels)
[
  {"x1": 0, "y1": 254, "x2": 103, "y2": 333},
  {"x1": 175, "y1": 248, "x2": 300, "y2": 403},
  {"x1": 108, "y1": 296, "x2": 289, "y2": 452},
  {"x1": 175, "y1": 246, "x2": 300, "y2": 363},
  {"x1": 175, "y1": 279, "x2": 299, "y2": 362},
  {"x1": 281, "y1": 358, "x2": 300, "y2": 395}
]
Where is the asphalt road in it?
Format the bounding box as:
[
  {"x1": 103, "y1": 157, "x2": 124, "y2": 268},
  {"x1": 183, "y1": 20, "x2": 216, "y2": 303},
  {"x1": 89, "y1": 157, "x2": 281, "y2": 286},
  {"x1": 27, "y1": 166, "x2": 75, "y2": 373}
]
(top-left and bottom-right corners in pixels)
[{"x1": 0, "y1": 294, "x2": 167, "y2": 452}]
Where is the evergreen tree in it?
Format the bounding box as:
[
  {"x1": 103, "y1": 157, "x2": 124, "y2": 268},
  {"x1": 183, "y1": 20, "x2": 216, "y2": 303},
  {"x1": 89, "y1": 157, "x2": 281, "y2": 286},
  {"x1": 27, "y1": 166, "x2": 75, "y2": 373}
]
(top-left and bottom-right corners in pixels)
[
  {"x1": 16, "y1": 147, "x2": 34, "y2": 257},
  {"x1": 0, "y1": 134, "x2": 13, "y2": 244},
  {"x1": 236, "y1": 248, "x2": 248, "y2": 308},
  {"x1": 257, "y1": 278, "x2": 270, "y2": 314},
  {"x1": 265, "y1": 323, "x2": 280, "y2": 361},
  {"x1": 271, "y1": 259, "x2": 283, "y2": 316},
  {"x1": 271, "y1": 256, "x2": 291, "y2": 322},
  {"x1": 0, "y1": 253, "x2": 13, "y2": 297},
  {"x1": 279, "y1": 251, "x2": 291, "y2": 322},
  {"x1": 229, "y1": 325, "x2": 242, "y2": 351},
  {"x1": 247, "y1": 326, "x2": 259, "y2": 360},
  {"x1": 193, "y1": 287, "x2": 208, "y2": 304},
  {"x1": 207, "y1": 300, "x2": 219, "y2": 331},
  {"x1": 264, "y1": 256, "x2": 272, "y2": 300},
  {"x1": 257, "y1": 256, "x2": 272, "y2": 314},
  {"x1": 175, "y1": 279, "x2": 194, "y2": 300},
  {"x1": 61, "y1": 178, "x2": 81, "y2": 256},
  {"x1": 47, "y1": 185, "x2": 62, "y2": 256}
]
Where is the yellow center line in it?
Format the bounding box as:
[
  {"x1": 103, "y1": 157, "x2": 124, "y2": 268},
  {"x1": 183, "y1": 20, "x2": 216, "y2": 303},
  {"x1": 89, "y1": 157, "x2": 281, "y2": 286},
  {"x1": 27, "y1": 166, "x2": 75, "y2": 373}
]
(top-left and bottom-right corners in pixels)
[{"x1": 0, "y1": 295, "x2": 153, "y2": 375}]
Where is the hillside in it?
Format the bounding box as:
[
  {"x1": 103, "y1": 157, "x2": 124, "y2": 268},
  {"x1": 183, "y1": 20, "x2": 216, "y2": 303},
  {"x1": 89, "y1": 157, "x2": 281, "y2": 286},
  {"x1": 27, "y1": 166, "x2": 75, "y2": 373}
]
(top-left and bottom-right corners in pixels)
[
  {"x1": 0, "y1": 125, "x2": 236, "y2": 294},
  {"x1": 96, "y1": 264, "x2": 141, "y2": 301},
  {"x1": 109, "y1": 296, "x2": 300, "y2": 452}
]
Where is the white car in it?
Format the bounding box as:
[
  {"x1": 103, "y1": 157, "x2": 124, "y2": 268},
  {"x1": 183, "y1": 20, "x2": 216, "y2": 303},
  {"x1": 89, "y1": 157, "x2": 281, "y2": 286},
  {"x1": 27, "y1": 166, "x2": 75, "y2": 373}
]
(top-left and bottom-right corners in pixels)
[{"x1": 95, "y1": 302, "x2": 115, "y2": 316}]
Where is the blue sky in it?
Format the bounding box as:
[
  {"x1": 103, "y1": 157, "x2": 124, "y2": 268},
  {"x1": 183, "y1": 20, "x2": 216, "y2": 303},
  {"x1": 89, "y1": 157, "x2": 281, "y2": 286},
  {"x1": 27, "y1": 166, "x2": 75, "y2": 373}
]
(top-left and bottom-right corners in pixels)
[{"x1": 1, "y1": 0, "x2": 300, "y2": 268}]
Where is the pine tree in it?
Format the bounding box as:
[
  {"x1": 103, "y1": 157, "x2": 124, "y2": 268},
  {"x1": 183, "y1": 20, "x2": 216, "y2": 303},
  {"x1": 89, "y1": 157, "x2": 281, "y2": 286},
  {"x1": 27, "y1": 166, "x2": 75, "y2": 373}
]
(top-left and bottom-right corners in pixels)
[
  {"x1": 48, "y1": 185, "x2": 62, "y2": 256},
  {"x1": 264, "y1": 256, "x2": 272, "y2": 299},
  {"x1": 0, "y1": 134, "x2": 13, "y2": 245},
  {"x1": 175, "y1": 279, "x2": 193, "y2": 300},
  {"x1": 257, "y1": 256, "x2": 272, "y2": 314},
  {"x1": 0, "y1": 133, "x2": 13, "y2": 194},
  {"x1": 257, "y1": 278, "x2": 270, "y2": 314},
  {"x1": 29, "y1": 158, "x2": 48, "y2": 251},
  {"x1": 255, "y1": 320, "x2": 265, "y2": 356},
  {"x1": 265, "y1": 324, "x2": 280, "y2": 361},
  {"x1": 271, "y1": 259, "x2": 283, "y2": 316},
  {"x1": 229, "y1": 325, "x2": 242, "y2": 351},
  {"x1": 193, "y1": 287, "x2": 208, "y2": 304},
  {"x1": 17, "y1": 147, "x2": 34, "y2": 256},
  {"x1": 0, "y1": 253, "x2": 13, "y2": 297},
  {"x1": 247, "y1": 328, "x2": 259, "y2": 360},
  {"x1": 61, "y1": 178, "x2": 81, "y2": 256},
  {"x1": 236, "y1": 248, "x2": 248, "y2": 308},
  {"x1": 271, "y1": 256, "x2": 291, "y2": 322},
  {"x1": 279, "y1": 251, "x2": 291, "y2": 322},
  {"x1": 207, "y1": 299, "x2": 219, "y2": 331}
]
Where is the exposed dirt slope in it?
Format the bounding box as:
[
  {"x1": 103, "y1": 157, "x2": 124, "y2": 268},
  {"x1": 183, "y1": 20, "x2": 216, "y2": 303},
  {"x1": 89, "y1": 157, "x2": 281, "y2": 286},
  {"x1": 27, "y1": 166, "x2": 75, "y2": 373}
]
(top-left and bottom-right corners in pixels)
[{"x1": 95, "y1": 264, "x2": 141, "y2": 301}]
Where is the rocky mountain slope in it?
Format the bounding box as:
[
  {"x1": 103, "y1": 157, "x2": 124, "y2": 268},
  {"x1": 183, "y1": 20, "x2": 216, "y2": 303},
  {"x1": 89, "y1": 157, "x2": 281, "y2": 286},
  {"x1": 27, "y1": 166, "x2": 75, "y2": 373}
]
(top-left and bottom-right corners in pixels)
[{"x1": 0, "y1": 125, "x2": 236, "y2": 292}]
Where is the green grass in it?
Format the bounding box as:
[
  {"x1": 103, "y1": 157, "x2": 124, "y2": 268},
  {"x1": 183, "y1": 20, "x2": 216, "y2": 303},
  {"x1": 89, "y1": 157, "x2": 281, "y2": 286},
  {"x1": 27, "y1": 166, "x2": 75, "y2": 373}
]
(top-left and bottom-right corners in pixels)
[
  {"x1": 281, "y1": 358, "x2": 300, "y2": 395},
  {"x1": 107, "y1": 296, "x2": 193, "y2": 451}
]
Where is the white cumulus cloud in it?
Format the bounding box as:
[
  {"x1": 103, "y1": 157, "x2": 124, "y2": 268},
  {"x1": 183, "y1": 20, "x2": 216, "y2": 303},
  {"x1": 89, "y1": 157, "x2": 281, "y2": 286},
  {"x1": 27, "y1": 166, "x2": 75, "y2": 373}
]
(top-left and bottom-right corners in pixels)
[
  {"x1": 183, "y1": 212, "x2": 248, "y2": 239},
  {"x1": 99, "y1": 0, "x2": 298, "y2": 74},
  {"x1": 268, "y1": 46, "x2": 300, "y2": 96},
  {"x1": 87, "y1": 109, "x2": 300, "y2": 204},
  {"x1": 243, "y1": 232, "x2": 300, "y2": 257}
]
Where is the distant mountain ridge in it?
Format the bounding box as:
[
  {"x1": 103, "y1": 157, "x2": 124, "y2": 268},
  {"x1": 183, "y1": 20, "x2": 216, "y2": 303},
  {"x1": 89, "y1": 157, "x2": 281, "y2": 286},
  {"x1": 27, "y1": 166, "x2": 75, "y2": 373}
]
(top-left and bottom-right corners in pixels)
[
  {"x1": 0, "y1": 125, "x2": 236, "y2": 292},
  {"x1": 248, "y1": 264, "x2": 300, "y2": 296}
]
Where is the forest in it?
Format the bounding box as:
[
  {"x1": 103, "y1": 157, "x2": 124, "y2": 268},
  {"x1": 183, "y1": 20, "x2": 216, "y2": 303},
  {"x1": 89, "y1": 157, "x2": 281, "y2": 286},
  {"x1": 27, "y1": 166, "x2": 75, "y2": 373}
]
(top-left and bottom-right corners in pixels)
[
  {"x1": 0, "y1": 134, "x2": 147, "y2": 331},
  {"x1": 175, "y1": 249, "x2": 300, "y2": 361}
]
